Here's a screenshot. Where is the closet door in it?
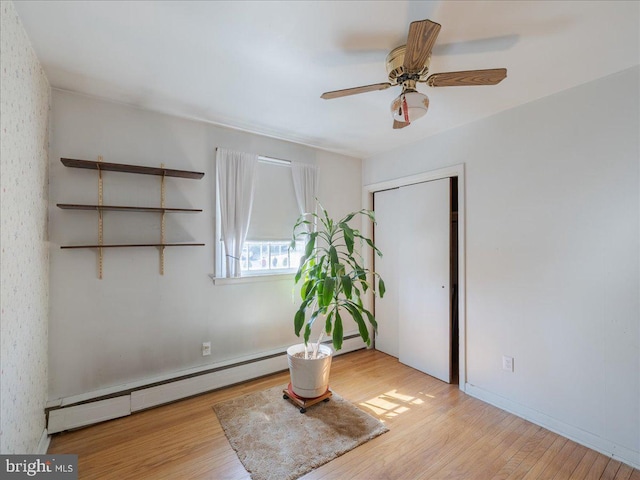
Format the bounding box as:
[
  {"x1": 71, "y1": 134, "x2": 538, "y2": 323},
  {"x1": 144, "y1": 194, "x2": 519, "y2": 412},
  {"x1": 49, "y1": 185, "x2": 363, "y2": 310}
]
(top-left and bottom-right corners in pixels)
[
  {"x1": 374, "y1": 178, "x2": 451, "y2": 382},
  {"x1": 397, "y1": 178, "x2": 450, "y2": 382},
  {"x1": 373, "y1": 188, "x2": 401, "y2": 358}
]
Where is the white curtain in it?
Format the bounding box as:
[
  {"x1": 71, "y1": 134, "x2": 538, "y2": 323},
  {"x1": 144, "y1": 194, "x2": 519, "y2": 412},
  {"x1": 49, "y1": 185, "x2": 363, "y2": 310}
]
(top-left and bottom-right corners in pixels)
[
  {"x1": 291, "y1": 163, "x2": 319, "y2": 233},
  {"x1": 216, "y1": 148, "x2": 258, "y2": 277}
]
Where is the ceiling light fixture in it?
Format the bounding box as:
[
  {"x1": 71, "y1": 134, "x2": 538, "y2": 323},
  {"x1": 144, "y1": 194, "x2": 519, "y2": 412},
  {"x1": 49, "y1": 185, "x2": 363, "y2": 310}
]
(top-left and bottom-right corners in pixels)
[{"x1": 390, "y1": 89, "x2": 429, "y2": 124}]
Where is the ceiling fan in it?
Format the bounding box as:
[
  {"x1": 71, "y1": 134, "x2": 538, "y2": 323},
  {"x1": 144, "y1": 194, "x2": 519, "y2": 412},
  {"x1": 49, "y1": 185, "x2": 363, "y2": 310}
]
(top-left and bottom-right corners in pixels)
[{"x1": 320, "y1": 19, "x2": 507, "y2": 129}]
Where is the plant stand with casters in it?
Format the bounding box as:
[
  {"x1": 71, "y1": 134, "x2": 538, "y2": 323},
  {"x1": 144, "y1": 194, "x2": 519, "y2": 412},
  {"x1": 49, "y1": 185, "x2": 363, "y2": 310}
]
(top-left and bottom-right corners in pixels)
[{"x1": 283, "y1": 383, "x2": 332, "y2": 413}]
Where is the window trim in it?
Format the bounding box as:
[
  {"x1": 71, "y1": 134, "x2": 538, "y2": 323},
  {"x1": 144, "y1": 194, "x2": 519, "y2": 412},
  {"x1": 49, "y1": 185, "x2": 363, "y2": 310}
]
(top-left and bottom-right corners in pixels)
[{"x1": 209, "y1": 272, "x2": 294, "y2": 285}]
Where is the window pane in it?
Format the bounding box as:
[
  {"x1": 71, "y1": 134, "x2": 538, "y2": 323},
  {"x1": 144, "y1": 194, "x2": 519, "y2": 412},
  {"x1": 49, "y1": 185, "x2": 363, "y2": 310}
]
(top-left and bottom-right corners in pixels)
[
  {"x1": 269, "y1": 242, "x2": 290, "y2": 270},
  {"x1": 289, "y1": 240, "x2": 304, "y2": 270},
  {"x1": 245, "y1": 242, "x2": 265, "y2": 271}
]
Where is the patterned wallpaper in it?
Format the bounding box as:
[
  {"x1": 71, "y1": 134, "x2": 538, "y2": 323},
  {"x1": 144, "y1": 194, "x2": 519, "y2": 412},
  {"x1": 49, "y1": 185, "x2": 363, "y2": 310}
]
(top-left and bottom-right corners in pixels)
[{"x1": 0, "y1": 1, "x2": 51, "y2": 454}]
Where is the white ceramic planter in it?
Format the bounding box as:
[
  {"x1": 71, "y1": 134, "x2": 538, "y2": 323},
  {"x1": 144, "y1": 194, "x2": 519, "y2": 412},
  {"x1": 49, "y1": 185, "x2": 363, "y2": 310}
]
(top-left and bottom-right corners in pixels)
[{"x1": 287, "y1": 343, "x2": 333, "y2": 398}]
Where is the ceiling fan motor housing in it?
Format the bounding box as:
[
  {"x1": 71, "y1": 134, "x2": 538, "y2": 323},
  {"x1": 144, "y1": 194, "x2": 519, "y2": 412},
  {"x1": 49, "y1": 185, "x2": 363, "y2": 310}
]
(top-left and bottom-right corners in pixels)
[{"x1": 386, "y1": 45, "x2": 431, "y2": 85}]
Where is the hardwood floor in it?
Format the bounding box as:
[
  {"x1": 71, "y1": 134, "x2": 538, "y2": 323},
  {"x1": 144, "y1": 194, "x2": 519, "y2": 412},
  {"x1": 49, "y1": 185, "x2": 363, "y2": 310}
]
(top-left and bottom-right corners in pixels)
[{"x1": 48, "y1": 350, "x2": 639, "y2": 480}]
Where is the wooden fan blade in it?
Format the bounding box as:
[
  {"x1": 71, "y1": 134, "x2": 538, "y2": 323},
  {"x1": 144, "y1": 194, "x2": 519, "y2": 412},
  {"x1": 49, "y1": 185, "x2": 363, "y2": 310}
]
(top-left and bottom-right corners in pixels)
[
  {"x1": 403, "y1": 19, "x2": 441, "y2": 73},
  {"x1": 426, "y1": 68, "x2": 507, "y2": 87},
  {"x1": 321, "y1": 82, "x2": 392, "y2": 99},
  {"x1": 393, "y1": 120, "x2": 410, "y2": 129}
]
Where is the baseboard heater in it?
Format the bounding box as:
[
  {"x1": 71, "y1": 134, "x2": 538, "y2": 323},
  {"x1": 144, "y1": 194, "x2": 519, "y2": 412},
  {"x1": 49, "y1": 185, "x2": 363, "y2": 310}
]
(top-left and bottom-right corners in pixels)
[{"x1": 46, "y1": 336, "x2": 365, "y2": 434}]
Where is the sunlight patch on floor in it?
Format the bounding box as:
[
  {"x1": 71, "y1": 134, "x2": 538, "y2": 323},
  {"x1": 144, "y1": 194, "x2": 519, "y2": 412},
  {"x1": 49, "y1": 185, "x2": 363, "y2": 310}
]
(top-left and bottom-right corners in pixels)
[{"x1": 359, "y1": 389, "x2": 429, "y2": 419}]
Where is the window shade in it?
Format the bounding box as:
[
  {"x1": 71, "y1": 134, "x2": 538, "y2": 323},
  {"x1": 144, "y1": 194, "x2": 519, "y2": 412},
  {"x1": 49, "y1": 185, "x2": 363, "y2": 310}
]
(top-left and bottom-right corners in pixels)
[{"x1": 246, "y1": 161, "x2": 300, "y2": 241}]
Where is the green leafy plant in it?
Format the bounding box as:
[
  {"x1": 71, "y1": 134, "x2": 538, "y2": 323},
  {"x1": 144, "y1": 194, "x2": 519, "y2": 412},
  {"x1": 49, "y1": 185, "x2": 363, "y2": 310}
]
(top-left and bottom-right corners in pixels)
[{"x1": 290, "y1": 202, "x2": 385, "y2": 358}]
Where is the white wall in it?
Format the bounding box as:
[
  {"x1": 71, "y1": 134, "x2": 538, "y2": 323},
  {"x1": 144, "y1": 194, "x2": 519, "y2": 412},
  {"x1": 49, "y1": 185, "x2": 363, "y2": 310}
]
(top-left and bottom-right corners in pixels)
[
  {"x1": 0, "y1": 1, "x2": 51, "y2": 453},
  {"x1": 364, "y1": 66, "x2": 639, "y2": 466},
  {"x1": 48, "y1": 90, "x2": 362, "y2": 402}
]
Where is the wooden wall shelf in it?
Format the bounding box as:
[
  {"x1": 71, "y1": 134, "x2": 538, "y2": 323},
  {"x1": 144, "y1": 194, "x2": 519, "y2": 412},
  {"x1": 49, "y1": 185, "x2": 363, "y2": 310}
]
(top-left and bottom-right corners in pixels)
[
  {"x1": 58, "y1": 156, "x2": 205, "y2": 277},
  {"x1": 61, "y1": 158, "x2": 204, "y2": 179},
  {"x1": 57, "y1": 203, "x2": 202, "y2": 214},
  {"x1": 61, "y1": 243, "x2": 205, "y2": 249}
]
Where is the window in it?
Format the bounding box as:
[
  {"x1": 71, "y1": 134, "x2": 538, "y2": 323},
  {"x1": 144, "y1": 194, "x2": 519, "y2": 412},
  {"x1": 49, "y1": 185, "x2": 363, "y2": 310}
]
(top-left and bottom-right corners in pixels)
[
  {"x1": 240, "y1": 240, "x2": 304, "y2": 273},
  {"x1": 215, "y1": 154, "x2": 307, "y2": 279}
]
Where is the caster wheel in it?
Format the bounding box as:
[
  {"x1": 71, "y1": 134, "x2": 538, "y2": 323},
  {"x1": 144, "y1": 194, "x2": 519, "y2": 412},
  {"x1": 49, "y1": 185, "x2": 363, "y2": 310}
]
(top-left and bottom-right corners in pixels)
[
  {"x1": 300, "y1": 408, "x2": 307, "y2": 414},
  {"x1": 283, "y1": 394, "x2": 289, "y2": 400},
  {"x1": 323, "y1": 398, "x2": 330, "y2": 402}
]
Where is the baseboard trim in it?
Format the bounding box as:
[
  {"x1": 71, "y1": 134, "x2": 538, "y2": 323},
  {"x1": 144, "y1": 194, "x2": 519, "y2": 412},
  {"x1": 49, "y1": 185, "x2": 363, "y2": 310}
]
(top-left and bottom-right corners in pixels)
[
  {"x1": 47, "y1": 395, "x2": 131, "y2": 434},
  {"x1": 465, "y1": 383, "x2": 640, "y2": 470},
  {"x1": 130, "y1": 354, "x2": 287, "y2": 411},
  {"x1": 36, "y1": 428, "x2": 50, "y2": 454},
  {"x1": 47, "y1": 337, "x2": 365, "y2": 433}
]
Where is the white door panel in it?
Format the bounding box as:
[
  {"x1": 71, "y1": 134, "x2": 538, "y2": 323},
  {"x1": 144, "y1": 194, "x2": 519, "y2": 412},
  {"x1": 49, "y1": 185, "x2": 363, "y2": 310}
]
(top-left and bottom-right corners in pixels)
[
  {"x1": 397, "y1": 179, "x2": 450, "y2": 382},
  {"x1": 373, "y1": 188, "x2": 400, "y2": 358},
  {"x1": 374, "y1": 178, "x2": 451, "y2": 382}
]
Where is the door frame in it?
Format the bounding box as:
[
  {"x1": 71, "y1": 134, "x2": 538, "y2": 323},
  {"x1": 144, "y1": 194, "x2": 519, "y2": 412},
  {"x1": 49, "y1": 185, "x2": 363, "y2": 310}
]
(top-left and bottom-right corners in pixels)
[{"x1": 363, "y1": 164, "x2": 467, "y2": 391}]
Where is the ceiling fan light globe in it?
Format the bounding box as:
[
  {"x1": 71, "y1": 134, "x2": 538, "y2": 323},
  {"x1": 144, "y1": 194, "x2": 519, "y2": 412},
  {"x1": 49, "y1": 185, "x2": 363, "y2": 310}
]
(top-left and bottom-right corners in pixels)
[{"x1": 390, "y1": 91, "x2": 429, "y2": 123}]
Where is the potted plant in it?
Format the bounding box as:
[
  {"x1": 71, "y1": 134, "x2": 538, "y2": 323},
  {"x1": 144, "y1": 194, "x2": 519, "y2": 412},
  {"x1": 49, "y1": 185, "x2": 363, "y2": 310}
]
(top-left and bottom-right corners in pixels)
[{"x1": 286, "y1": 202, "x2": 385, "y2": 399}]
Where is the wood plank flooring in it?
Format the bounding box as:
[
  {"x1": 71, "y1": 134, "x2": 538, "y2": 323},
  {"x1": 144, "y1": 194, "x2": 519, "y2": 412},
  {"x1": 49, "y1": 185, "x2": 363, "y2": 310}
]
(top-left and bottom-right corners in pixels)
[{"x1": 48, "y1": 350, "x2": 638, "y2": 479}]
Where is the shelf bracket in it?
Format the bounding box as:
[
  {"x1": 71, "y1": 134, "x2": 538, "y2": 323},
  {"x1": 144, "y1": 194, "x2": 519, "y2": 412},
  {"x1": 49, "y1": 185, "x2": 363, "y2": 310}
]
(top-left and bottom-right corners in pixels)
[{"x1": 97, "y1": 155, "x2": 104, "y2": 279}]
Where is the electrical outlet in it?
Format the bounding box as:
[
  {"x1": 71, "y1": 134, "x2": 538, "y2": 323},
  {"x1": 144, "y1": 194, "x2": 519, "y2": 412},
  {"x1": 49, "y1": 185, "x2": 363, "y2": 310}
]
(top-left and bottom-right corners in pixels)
[
  {"x1": 502, "y1": 355, "x2": 514, "y2": 372},
  {"x1": 202, "y1": 342, "x2": 211, "y2": 356}
]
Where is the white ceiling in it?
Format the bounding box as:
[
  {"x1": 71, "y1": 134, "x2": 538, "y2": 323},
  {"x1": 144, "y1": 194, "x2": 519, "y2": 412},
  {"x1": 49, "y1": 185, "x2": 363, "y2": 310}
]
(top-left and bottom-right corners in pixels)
[{"x1": 13, "y1": 1, "x2": 640, "y2": 159}]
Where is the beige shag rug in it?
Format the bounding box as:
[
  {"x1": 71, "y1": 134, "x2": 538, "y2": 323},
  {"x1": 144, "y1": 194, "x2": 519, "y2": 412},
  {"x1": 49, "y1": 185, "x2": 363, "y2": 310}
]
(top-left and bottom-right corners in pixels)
[{"x1": 213, "y1": 385, "x2": 388, "y2": 480}]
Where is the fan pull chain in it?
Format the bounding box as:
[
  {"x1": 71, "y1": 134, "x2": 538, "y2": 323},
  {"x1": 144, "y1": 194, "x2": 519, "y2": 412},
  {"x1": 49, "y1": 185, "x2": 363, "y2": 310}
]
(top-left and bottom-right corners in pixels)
[{"x1": 402, "y1": 96, "x2": 410, "y2": 123}]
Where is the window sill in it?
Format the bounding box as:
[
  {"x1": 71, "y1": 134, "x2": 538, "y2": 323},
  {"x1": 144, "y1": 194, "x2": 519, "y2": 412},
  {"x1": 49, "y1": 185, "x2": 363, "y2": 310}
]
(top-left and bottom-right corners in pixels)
[{"x1": 209, "y1": 272, "x2": 294, "y2": 285}]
